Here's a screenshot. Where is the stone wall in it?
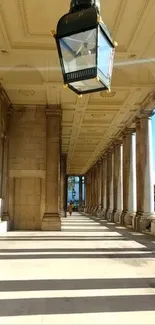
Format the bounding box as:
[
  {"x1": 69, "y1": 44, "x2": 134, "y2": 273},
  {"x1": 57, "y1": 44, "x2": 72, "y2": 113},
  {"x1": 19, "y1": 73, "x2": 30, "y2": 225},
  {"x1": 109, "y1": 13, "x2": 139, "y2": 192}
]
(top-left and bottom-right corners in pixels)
[
  {"x1": 0, "y1": 84, "x2": 11, "y2": 222},
  {"x1": 8, "y1": 105, "x2": 46, "y2": 230}
]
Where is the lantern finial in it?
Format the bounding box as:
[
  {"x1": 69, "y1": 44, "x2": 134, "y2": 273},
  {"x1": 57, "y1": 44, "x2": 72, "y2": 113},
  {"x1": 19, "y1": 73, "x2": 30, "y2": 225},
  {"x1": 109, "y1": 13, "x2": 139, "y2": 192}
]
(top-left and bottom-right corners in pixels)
[{"x1": 70, "y1": 0, "x2": 100, "y2": 13}]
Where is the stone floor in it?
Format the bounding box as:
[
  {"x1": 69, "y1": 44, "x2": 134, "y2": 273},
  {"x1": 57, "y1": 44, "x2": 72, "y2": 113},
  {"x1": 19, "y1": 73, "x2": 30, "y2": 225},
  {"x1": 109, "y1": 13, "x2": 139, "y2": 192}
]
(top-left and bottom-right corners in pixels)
[{"x1": 0, "y1": 213, "x2": 155, "y2": 324}]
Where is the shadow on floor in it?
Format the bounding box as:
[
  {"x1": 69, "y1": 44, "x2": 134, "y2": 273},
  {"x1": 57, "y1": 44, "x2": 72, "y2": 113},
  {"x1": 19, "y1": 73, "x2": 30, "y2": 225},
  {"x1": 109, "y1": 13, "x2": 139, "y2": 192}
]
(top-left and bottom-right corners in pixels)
[
  {"x1": 0, "y1": 277, "x2": 155, "y2": 291},
  {"x1": 0, "y1": 295, "x2": 155, "y2": 316}
]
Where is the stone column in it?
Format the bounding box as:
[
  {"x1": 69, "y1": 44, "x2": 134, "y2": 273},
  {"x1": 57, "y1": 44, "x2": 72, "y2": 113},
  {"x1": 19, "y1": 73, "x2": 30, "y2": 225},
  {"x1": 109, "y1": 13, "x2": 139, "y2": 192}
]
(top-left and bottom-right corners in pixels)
[
  {"x1": 100, "y1": 158, "x2": 104, "y2": 210},
  {"x1": 106, "y1": 148, "x2": 114, "y2": 221},
  {"x1": 92, "y1": 166, "x2": 97, "y2": 216},
  {"x1": 135, "y1": 118, "x2": 141, "y2": 229},
  {"x1": 113, "y1": 141, "x2": 123, "y2": 223},
  {"x1": 97, "y1": 161, "x2": 102, "y2": 217},
  {"x1": 0, "y1": 134, "x2": 5, "y2": 220},
  {"x1": 79, "y1": 176, "x2": 83, "y2": 212},
  {"x1": 41, "y1": 105, "x2": 61, "y2": 231},
  {"x1": 123, "y1": 130, "x2": 137, "y2": 226},
  {"x1": 60, "y1": 154, "x2": 67, "y2": 218},
  {"x1": 98, "y1": 162, "x2": 102, "y2": 207},
  {"x1": 120, "y1": 135, "x2": 128, "y2": 224},
  {"x1": 84, "y1": 173, "x2": 86, "y2": 212},
  {"x1": 89, "y1": 170, "x2": 92, "y2": 213},
  {"x1": 136, "y1": 112, "x2": 155, "y2": 231},
  {"x1": 91, "y1": 168, "x2": 94, "y2": 214},
  {"x1": 101, "y1": 155, "x2": 107, "y2": 218},
  {"x1": 2, "y1": 136, "x2": 9, "y2": 221},
  {"x1": 1, "y1": 110, "x2": 12, "y2": 223},
  {"x1": 94, "y1": 165, "x2": 99, "y2": 216},
  {"x1": 86, "y1": 172, "x2": 88, "y2": 213}
]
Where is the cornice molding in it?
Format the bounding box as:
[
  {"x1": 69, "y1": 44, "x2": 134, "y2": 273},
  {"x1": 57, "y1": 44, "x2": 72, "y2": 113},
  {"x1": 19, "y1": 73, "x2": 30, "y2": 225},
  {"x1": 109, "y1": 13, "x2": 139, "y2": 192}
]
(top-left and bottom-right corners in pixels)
[{"x1": 139, "y1": 90, "x2": 155, "y2": 113}]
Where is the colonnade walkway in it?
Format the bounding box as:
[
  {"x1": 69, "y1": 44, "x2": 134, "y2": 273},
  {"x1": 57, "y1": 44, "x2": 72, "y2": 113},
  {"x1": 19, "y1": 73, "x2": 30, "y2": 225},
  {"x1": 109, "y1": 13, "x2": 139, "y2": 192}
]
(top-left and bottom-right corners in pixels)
[{"x1": 0, "y1": 213, "x2": 155, "y2": 324}]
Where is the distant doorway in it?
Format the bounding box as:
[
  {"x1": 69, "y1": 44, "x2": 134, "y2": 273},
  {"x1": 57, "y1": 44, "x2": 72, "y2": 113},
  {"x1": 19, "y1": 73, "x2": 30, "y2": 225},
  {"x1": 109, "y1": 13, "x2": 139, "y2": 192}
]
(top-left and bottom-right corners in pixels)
[{"x1": 67, "y1": 176, "x2": 85, "y2": 212}]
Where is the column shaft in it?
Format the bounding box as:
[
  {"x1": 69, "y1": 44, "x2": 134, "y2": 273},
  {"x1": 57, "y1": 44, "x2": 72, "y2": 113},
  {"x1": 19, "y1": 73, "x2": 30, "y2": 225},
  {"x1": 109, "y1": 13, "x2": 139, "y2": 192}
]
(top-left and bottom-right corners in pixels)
[
  {"x1": 101, "y1": 156, "x2": 107, "y2": 218},
  {"x1": 106, "y1": 149, "x2": 114, "y2": 220},
  {"x1": 93, "y1": 166, "x2": 98, "y2": 215},
  {"x1": 91, "y1": 168, "x2": 95, "y2": 213},
  {"x1": 60, "y1": 154, "x2": 67, "y2": 218},
  {"x1": 113, "y1": 142, "x2": 123, "y2": 223},
  {"x1": 136, "y1": 113, "x2": 155, "y2": 231},
  {"x1": 121, "y1": 135, "x2": 128, "y2": 223},
  {"x1": 0, "y1": 135, "x2": 4, "y2": 219},
  {"x1": 42, "y1": 106, "x2": 61, "y2": 231},
  {"x1": 79, "y1": 176, "x2": 83, "y2": 212},
  {"x1": 124, "y1": 130, "x2": 137, "y2": 226},
  {"x1": 2, "y1": 137, "x2": 9, "y2": 221},
  {"x1": 98, "y1": 162, "x2": 102, "y2": 208}
]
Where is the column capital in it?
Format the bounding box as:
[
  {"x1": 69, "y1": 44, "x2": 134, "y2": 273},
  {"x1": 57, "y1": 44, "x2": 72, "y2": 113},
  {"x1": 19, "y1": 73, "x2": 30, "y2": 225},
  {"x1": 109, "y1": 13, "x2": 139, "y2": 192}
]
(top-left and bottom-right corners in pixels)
[
  {"x1": 123, "y1": 128, "x2": 136, "y2": 136},
  {"x1": 139, "y1": 109, "x2": 154, "y2": 119},
  {"x1": 102, "y1": 151, "x2": 108, "y2": 158},
  {"x1": 135, "y1": 117, "x2": 141, "y2": 127},
  {"x1": 45, "y1": 105, "x2": 61, "y2": 118},
  {"x1": 97, "y1": 159, "x2": 102, "y2": 166},
  {"x1": 1, "y1": 132, "x2": 7, "y2": 140},
  {"x1": 107, "y1": 145, "x2": 114, "y2": 153},
  {"x1": 113, "y1": 139, "x2": 123, "y2": 147}
]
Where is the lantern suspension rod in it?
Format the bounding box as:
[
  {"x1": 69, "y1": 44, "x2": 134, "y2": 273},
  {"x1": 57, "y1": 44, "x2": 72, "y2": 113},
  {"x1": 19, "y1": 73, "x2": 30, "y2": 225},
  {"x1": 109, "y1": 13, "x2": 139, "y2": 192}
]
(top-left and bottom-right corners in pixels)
[{"x1": 70, "y1": 0, "x2": 100, "y2": 13}]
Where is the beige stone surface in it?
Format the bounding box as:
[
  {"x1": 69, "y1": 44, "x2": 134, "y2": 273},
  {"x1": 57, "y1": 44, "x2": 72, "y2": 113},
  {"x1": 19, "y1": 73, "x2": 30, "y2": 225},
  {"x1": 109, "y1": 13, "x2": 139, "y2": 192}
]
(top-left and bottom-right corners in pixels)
[{"x1": 0, "y1": 213, "x2": 155, "y2": 324}]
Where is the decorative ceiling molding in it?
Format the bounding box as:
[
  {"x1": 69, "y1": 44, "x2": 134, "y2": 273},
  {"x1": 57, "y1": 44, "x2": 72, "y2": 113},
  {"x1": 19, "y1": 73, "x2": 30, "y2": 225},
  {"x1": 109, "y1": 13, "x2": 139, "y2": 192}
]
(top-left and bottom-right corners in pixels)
[{"x1": 100, "y1": 91, "x2": 116, "y2": 98}]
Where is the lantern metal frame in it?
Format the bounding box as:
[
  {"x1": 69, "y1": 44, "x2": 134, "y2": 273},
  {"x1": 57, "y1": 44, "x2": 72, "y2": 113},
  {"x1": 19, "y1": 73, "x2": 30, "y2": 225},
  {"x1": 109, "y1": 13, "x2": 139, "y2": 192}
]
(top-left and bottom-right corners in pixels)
[{"x1": 54, "y1": 0, "x2": 115, "y2": 95}]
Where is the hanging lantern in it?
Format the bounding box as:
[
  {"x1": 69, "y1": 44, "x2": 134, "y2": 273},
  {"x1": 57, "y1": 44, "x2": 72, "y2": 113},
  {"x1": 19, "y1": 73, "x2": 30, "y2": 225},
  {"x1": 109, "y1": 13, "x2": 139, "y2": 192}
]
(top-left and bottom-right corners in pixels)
[{"x1": 53, "y1": 0, "x2": 116, "y2": 95}]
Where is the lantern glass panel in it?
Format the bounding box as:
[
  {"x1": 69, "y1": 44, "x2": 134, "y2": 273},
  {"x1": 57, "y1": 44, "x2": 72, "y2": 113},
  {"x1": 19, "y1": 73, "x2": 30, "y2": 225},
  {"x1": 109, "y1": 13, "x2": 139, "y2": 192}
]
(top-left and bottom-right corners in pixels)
[
  {"x1": 59, "y1": 29, "x2": 97, "y2": 74},
  {"x1": 98, "y1": 27, "x2": 114, "y2": 87},
  {"x1": 69, "y1": 78, "x2": 104, "y2": 92}
]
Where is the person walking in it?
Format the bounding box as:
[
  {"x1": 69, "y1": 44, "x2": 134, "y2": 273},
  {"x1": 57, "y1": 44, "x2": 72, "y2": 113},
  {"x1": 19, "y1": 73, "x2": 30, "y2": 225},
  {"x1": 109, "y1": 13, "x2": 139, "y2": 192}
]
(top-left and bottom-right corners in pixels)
[{"x1": 68, "y1": 202, "x2": 73, "y2": 216}]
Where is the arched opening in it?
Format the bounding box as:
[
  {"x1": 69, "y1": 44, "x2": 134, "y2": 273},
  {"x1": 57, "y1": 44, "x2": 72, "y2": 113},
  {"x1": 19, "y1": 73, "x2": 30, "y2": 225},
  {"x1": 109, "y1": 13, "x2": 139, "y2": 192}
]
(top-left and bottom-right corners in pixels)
[{"x1": 67, "y1": 176, "x2": 85, "y2": 212}]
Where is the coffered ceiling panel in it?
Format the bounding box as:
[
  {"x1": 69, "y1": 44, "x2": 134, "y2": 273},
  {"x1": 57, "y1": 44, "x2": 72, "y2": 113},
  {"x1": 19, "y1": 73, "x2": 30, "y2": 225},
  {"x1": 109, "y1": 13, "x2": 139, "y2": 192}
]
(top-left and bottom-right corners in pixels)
[{"x1": 0, "y1": 0, "x2": 155, "y2": 174}]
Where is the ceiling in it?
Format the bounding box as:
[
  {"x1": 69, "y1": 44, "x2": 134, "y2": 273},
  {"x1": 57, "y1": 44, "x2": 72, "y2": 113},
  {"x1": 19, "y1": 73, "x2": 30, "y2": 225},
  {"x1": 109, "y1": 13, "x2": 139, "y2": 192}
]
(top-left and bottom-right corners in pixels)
[{"x1": 0, "y1": 0, "x2": 155, "y2": 174}]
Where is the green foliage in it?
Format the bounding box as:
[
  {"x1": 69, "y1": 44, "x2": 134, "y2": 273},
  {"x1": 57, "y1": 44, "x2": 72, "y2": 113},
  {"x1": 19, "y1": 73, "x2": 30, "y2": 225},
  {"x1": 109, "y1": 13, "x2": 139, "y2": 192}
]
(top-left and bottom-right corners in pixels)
[{"x1": 68, "y1": 176, "x2": 75, "y2": 191}]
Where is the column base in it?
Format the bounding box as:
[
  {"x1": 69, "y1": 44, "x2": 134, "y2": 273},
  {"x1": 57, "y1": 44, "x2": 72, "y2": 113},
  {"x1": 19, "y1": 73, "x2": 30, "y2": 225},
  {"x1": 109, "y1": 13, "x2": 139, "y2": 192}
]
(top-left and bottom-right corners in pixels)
[
  {"x1": 106, "y1": 209, "x2": 113, "y2": 221},
  {"x1": 111, "y1": 209, "x2": 116, "y2": 222},
  {"x1": 139, "y1": 213, "x2": 155, "y2": 232},
  {"x1": 41, "y1": 213, "x2": 61, "y2": 231},
  {"x1": 114, "y1": 210, "x2": 122, "y2": 223},
  {"x1": 151, "y1": 220, "x2": 155, "y2": 235},
  {"x1": 98, "y1": 208, "x2": 103, "y2": 218},
  {"x1": 92, "y1": 207, "x2": 98, "y2": 216},
  {"x1": 90, "y1": 207, "x2": 94, "y2": 215},
  {"x1": 101, "y1": 208, "x2": 107, "y2": 219},
  {"x1": 2, "y1": 212, "x2": 10, "y2": 221},
  {"x1": 133, "y1": 212, "x2": 141, "y2": 231},
  {"x1": 60, "y1": 210, "x2": 66, "y2": 218},
  {"x1": 120, "y1": 210, "x2": 127, "y2": 225},
  {"x1": 124, "y1": 211, "x2": 136, "y2": 227}
]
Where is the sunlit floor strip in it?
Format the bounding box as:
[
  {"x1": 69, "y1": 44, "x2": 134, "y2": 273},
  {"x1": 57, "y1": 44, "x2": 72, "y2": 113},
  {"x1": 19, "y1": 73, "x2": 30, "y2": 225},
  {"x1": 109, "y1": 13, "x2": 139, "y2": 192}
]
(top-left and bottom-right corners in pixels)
[
  {"x1": 61, "y1": 220, "x2": 98, "y2": 224},
  {"x1": 0, "y1": 240, "x2": 145, "y2": 249},
  {"x1": 0, "y1": 249, "x2": 152, "y2": 257},
  {"x1": 62, "y1": 226, "x2": 107, "y2": 229},
  {"x1": 1, "y1": 312, "x2": 155, "y2": 325},
  {"x1": 1, "y1": 288, "x2": 155, "y2": 299},
  {"x1": 0, "y1": 232, "x2": 123, "y2": 237}
]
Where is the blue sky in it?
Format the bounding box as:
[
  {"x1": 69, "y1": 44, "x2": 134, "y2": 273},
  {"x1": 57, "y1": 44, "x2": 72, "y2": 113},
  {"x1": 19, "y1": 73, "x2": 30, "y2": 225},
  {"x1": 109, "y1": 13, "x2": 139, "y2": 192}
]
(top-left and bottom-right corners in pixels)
[{"x1": 152, "y1": 115, "x2": 155, "y2": 180}]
